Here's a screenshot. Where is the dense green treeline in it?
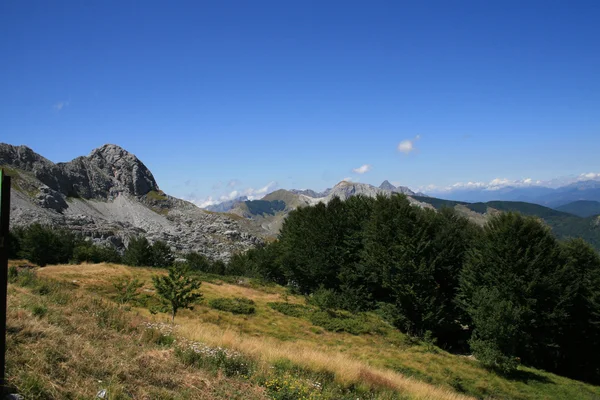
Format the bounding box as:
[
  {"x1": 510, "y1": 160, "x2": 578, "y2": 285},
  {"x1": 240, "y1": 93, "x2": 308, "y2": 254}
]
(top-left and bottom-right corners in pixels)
[
  {"x1": 234, "y1": 194, "x2": 600, "y2": 384},
  {"x1": 8, "y1": 224, "x2": 176, "y2": 268},
  {"x1": 8, "y1": 224, "x2": 239, "y2": 274}
]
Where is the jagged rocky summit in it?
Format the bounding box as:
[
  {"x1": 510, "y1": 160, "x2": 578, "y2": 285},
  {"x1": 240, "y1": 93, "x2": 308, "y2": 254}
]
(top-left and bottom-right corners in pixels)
[{"x1": 1, "y1": 143, "x2": 263, "y2": 261}]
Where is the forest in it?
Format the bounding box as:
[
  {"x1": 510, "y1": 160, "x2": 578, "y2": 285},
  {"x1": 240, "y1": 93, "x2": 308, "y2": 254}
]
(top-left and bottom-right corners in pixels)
[{"x1": 230, "y1": 194, "x2": 600, "y2": 384}]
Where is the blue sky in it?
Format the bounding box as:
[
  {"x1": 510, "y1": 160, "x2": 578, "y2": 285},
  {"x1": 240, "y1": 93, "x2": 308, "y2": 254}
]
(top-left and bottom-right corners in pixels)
[{"x1": 1, "y1": 0, "x2": 599, "y2": 206}]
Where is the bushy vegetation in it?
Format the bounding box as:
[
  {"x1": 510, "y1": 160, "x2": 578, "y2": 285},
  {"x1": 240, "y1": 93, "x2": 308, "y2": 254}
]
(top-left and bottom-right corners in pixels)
[
  {"x1": 123, "y1": 236, "x2": 174, "y2": 267},
  {"x1": 11, "y1": 224, "x2": 77, "y2": 267},
  {"x1": 152, "y1": 263, "x2": 203, "y2": 321},
  {"x1": 209, "y1": 297, "x2": 256, "y2": 315},
  {"x1": 72, "y1": 241, "x2": 121, "y2": 264},
  {"x1": 268, "y1": 301, "x2": 386, "y2": 335},
  {"x1": 112, "y1": 276, "x2": 143, "y2": 305},
  {"x1": 233, "y1": 194, "x2": 600, "y2": 383},
  {"x1": 8, "y1": 225, "x2": 180, "y2": 269}
]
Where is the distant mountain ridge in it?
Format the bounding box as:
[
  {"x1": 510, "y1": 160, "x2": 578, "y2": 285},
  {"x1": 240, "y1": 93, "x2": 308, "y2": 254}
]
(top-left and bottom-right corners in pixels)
[
  {"x1": 556, "y1": 200, "x2": 600, "y2": 218},
  {"x1": 430, "y1": 180, "x2": 600, "y2": 208},
  {"x1": 216, "y1": 180, "x2": 433, "y2": 236},
  {"x1": 413, "y1": 196, "x2": 600, "y2": 252}
]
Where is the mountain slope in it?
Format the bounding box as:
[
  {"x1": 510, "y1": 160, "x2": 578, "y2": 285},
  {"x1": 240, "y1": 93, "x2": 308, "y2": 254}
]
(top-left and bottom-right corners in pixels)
[
  {"x1": 556, "y1": 200, "x2": 600, "y2": 218},
  {"x1": 1, "y1": 143, "x2": 262, "y2": 260}
]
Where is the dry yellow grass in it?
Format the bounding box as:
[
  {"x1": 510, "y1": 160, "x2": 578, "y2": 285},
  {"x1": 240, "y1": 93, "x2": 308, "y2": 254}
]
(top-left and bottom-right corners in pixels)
[
  {"x1": 34, "y1": 263, "x2": 471, "y2": 399},
  {"x1": 5, "y1": 276, "x2": 269, "y2": 399},
  {"x1": 30, "y1": 263, "x2": 600, "y2": 400},
  {"x1": 175, "y1": 323, "x2": 472, "y2": 400}
]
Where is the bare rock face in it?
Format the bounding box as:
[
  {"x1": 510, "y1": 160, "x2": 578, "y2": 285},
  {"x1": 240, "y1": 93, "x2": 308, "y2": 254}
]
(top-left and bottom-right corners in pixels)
[
  {"x1": 2, "y1": 143, "x2": 262, "y2": 261},
  {"x1": 0, "y1": 143, "x2": 158, "y2": 200}
]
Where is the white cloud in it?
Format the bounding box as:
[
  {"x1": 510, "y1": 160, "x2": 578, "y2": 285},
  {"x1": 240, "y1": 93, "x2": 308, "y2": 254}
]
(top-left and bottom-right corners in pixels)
[
  {"x1": 340, "y1": 177, "x2": 354, "y2": 182},
  {"x1": 352, "y1": 164, "x2": 372, "y2": 174},
  {"x1": 183, "y1": 181, "x2": 278, "y2": 209},
  {"x1": 219, "y1": 190, "x2": 239, "y2": 201},
  {"x1": 183, "y1": 194, "x2": 218, "y2": 209},
  {"x1": 53, "y1": 101, "x2": 69, "y2": 111},
  {"x1": 422, "y1": 172, "x2": 600, "y2": 194},
  {"x1": 397, "y1": 135, "x2": 420, "y2": 154},
  {"x1": 424, "y1": 177, "x2": 541, "y2": 193},
  {"x1": 579, "y1": 172, "x2": 600, "y2": 180}
]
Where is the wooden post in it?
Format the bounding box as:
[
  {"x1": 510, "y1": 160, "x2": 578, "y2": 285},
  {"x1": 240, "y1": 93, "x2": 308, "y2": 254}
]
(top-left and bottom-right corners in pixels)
[{"x1": 0, "y1": 169, "x2": 12, "y2": 393}]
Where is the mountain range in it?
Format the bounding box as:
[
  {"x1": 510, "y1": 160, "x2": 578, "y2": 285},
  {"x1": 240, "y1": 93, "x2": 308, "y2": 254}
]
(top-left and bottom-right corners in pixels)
[
  {"x1": 431, "y1": 181, "x2": 600, "y2": 208},
  {"x1": 3, "y1": 142, "x2": 600, "y2": 257},
  {"x1": 205, "y1": 178, "x2": 600, "y2": 250}
]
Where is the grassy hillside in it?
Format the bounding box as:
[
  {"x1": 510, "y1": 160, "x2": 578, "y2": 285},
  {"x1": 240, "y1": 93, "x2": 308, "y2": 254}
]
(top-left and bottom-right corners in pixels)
[
  {"x1": 556, "y1": 200, "x2": 600, "y2": 218},
  {"x1": 413, "y1": 196, "x2": 600, "y2": 251},
  {"x1": 6, "y1": 262, "x2": 600, "y2": 400}
]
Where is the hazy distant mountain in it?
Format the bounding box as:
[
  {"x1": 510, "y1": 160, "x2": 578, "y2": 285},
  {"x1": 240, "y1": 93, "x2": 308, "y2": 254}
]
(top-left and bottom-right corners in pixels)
[
  {"x1": 429, "y1": 180, "x2": 600, "y2": 208},
  {"x1": 556, "y1": 200, "x2": 600, "y2": 218},
  {"x1": 205, "y1": 196, "x2": 248, "y2": 212}
]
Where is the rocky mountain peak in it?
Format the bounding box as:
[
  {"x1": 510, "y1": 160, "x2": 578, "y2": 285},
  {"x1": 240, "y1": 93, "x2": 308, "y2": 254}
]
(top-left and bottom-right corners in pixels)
[
  {"x1": 1, "y1": 142, "x2": 159, "y2": 200},
  {"x1": 379, "y1": 180, "x2": 396, "y2": 191},
  {"x1": 80, "y1": 143, "x2": 159, "y2": 197}
]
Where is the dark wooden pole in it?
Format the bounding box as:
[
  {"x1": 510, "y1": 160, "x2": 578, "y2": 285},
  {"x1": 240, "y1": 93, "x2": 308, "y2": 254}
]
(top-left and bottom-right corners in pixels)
[{"x1": 0, "y1": 170, "x2": 11, "y2": 393}]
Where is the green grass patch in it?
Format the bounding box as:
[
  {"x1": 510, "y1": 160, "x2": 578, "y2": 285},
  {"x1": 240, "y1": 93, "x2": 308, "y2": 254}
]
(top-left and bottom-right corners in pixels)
[
  {"x1": 268, "y1": 302, "x2": 388, "y2": 335},
  {"x1": 268, "y1": 302, "x2": 311, "y2": 318},
  {"x1": 146, "y1": 190, "x2": 168, "y2": 201}
]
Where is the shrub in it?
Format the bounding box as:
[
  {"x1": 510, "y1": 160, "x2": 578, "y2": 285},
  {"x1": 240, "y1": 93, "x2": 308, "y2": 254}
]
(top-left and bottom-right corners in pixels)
[
  {"x1": 15, "y1": 269, "x2": 38, "y2": 288},
  {"x1": 72, "y1": 242, "x2": 121, "y2": 264},
  {"x1": 30, "y1": 304, "x2": 48, "y2": 318},
  {"x1": 18, "y1": 224, "x2": 76, "y2": 266},
  {"x1": 123, "y1": 236, "x2": 152, "y2": 267},
  {"x1": 268, "y1": 302, "x2": 311, "y2": 318},
  {"x1": 306, "y1": 286, "x2": 339, "y2": 311},
  {"x1": 112, "y1": 276, "x2": 143, "y2": 305},
  {"x1": 150, "y1": 240, "x2": 174, "y2": 267},
  {"x1": 209, "y1": 297, "x2": 256, "y2": 315},
  {"x1": 8, "y1": 266, "x2": 19, "y2": 283},
  {"x1": 152, "y1": 264, "x2": 202, "y2": 321},
  {"x1": 184, "y1": 252, "x2": 212, "y2": 272}
]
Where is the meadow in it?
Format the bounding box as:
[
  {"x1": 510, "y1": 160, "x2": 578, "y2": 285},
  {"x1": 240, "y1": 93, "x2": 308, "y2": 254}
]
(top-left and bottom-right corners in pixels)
[{"x1": 5, "y1": 261, "x2": 600, "y2": 399}]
